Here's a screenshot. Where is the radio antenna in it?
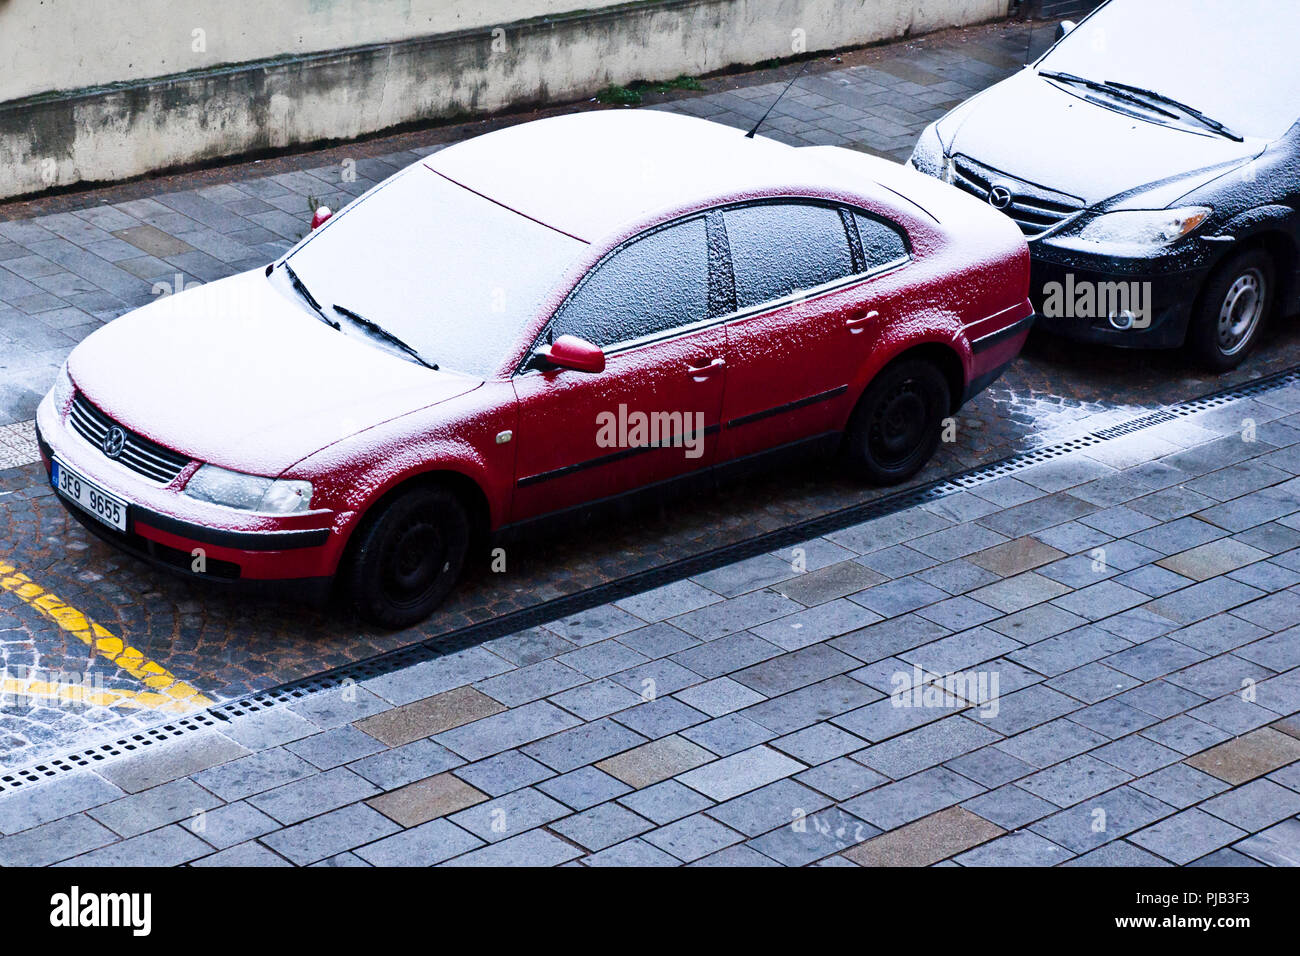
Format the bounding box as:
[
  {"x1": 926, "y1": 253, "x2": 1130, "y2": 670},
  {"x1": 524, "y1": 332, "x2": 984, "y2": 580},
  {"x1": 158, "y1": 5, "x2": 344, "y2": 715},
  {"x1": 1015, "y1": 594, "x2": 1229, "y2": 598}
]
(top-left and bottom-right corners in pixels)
[
  {"x1": 1023, "y1": 3, "x2": 1036, "y2": 65},
  {"x1": 746, "y1": 60, "x2": 811, "y2": 139}
]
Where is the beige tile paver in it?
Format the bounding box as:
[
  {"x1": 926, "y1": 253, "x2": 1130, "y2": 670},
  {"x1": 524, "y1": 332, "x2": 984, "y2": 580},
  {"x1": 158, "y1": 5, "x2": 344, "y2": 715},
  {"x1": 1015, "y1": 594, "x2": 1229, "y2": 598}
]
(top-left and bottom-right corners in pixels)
[
  {"x1": 1185, "y1": 727, "x2": 1300, "y2": 784},
  {"x1": 968, "y1": 537, "x2": 1065, "y2": 577},
  {"x1": 355, "y1": 686, "x2": 504, "y2": 747},
  {"x1": 1157, "y1": 540, "x2": 1269, "y2": 582},
  {"x1": 597, "y1": 735, "x2": 714, "y2": 789},
  {"x1": 367, "y1": 772, "x2": 487, "y2": 827},
  {"x1": 844, "y1": 807, "x2": 1005, "y2": 866}
]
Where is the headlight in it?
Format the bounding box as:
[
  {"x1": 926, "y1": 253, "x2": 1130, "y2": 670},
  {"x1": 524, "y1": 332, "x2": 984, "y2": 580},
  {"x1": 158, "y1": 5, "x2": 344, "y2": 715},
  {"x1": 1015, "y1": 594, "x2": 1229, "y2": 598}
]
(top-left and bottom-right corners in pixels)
[
  {"x1": 183, "y1": 464, "x2": 313, "y2": 514},
  {"x1": 50, "y1": 361, "x2": 75, "y2": 413},
  {"x1": 1052, "y1": 206, "x2": 1212, "y2": 255},
  {"x1": 908, "y1": 123, "x2": 949, "y2": 180}
]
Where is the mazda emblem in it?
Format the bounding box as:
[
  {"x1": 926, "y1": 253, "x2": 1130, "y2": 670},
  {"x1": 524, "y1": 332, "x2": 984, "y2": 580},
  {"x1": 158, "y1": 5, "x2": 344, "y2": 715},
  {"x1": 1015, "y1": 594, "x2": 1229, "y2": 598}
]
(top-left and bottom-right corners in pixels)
[
  {"x1": 988, "y1": 185, "x2": 1013, "y2": 210},
  {"x1": 102, "y1": 425, "x2": 127, "y2": 459}
]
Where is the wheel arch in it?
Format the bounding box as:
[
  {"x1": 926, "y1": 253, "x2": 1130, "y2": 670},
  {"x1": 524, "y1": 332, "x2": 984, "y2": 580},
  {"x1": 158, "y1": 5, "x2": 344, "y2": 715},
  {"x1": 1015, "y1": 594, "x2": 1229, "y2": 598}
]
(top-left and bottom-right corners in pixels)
[
  {"x1": 1192, "y1": 233, "x2": 1289, "y2": 328},
  {"x1": 1242, "y1": 230, "x2": 1297, "y2": 315},
  {"x1": 337, "y1": 466, "x2": 492, "y2": 575},
  {"x1": 867, "y1": 340, "x2": 967, "y2": 416},
  {"x1": 1208, "y1": 206, "x2": 1299, "y2": 318}
]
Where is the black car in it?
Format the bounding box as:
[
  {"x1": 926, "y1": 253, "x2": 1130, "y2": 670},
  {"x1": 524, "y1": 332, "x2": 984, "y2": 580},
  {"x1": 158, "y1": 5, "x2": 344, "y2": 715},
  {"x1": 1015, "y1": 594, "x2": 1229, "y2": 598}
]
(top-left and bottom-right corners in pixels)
[{"x1": 909, "y1": 0, "x2": 1300, "y2": 369}]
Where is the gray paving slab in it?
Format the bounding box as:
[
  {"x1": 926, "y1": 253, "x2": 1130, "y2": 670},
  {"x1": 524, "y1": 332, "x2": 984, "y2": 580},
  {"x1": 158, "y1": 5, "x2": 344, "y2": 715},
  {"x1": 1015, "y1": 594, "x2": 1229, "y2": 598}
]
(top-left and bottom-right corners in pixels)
[
  {"x1": 0, "y1": 772, "x2": 124, "y2": 834},
  {"x1": 260, "y1": 803, "x2": 400, "y2": 866},
  {"x1": 88, "y1": 777, "x2": 222, "y2": 838}
]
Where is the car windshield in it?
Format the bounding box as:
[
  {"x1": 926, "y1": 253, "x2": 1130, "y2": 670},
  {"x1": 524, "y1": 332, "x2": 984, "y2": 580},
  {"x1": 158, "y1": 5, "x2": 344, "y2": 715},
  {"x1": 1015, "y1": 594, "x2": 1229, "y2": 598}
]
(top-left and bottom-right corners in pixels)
[
  {"x1": 1040, "y1": 0, "x2": 1300, "y2": 141},
  {"x1": 285, "y1": 164, "x2": 585, "y2": 378}
]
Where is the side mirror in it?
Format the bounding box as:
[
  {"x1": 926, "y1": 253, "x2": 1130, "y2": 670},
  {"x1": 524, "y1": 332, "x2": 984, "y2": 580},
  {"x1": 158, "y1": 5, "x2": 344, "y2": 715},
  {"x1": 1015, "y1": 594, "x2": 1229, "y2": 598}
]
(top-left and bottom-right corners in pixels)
[
  {"x1": 539, "y1": 334, "x2": 605, "y2": 374},
  {"x1": 310, "y1": 206, "x2": 333, "y2": 230},
  {"x1": 1054, "y1": 20, "x2": 1076, "y2": 42}
]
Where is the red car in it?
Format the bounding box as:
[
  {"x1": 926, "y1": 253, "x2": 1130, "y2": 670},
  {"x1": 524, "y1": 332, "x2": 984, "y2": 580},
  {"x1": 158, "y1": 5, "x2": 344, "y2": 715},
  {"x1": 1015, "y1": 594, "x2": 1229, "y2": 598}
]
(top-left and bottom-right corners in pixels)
[{"x1": 36, "y1": 110, "x2": 1032, "y2": 626}]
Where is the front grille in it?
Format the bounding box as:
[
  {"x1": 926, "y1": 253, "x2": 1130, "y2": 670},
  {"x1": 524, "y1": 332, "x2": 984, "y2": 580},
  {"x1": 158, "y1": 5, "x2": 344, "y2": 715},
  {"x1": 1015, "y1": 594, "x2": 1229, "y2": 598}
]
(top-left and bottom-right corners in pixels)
[
  {"x1": 951, "y1": 156, "x2": 1084, "y2": 238},
  {"x1": 68, "y1": 392, "x2": 191, "y2": 484}
]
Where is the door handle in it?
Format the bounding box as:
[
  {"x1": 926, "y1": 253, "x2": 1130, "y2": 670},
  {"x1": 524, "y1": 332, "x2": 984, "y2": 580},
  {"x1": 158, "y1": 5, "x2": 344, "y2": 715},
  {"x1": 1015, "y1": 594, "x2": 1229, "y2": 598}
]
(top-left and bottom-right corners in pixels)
[
  {"x1": 846, "y1": 310, "x2": 879, "y2": 333},
  {"x1": 686, "y1": 358, "x2": 725, "y2": 377}
]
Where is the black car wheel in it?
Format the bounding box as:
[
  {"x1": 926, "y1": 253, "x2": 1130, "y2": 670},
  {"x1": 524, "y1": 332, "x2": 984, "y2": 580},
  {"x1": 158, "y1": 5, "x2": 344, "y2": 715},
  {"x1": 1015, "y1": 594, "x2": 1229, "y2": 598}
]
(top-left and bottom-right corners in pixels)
[
  {"x1": 1189, "y1": 248, "x2": 1274, "y2": 371},
  {"x1": 843, "y1": 358, "x2": 950, "y2": 485},
  {"x1": 345, "y1": 483, "x2": 470, "y2": 628}
]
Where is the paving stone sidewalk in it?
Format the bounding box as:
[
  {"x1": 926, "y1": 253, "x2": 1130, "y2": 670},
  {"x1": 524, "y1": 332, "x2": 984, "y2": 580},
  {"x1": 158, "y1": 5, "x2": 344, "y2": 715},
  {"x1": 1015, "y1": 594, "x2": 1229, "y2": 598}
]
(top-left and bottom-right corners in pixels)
[{"x1": 2, "y1": 378, "x2": 1299, "y2": 866}]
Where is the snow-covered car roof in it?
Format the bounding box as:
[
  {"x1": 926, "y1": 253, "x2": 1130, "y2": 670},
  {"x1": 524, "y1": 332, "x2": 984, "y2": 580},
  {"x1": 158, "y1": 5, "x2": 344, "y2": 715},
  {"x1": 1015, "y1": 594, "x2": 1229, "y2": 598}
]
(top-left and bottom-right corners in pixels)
[{"x1": 424, "y1": 109, "x2": 878, "y2": 243}]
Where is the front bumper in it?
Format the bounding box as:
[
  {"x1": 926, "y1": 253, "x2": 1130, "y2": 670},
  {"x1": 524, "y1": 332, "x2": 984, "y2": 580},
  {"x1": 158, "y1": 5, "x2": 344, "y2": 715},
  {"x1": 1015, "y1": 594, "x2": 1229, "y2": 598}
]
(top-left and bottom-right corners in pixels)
[
  {"x1": 1027, "y1": 246, "x2": 1212, "y2": 350},
  {"x1": 36, "y1": 394, "x2": 340, "y2": 590}
]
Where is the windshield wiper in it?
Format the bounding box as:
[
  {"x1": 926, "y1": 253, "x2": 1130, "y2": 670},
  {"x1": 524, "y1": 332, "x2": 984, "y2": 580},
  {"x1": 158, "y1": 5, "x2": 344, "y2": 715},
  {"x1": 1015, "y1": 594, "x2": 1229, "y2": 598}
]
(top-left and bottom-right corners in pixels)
[
  {"x1": 280, "y1": 261, "x2": 340, "y2": 329},
  {"x1": 1038, "y1": 71, "x2": 1178, "y2": 119},
  {"x1": 333, "y1": 304, "x2": 438, "y2": 370},
  {"x1": 1103, "y1": 79, "x2": 1243, "y2": 141}
]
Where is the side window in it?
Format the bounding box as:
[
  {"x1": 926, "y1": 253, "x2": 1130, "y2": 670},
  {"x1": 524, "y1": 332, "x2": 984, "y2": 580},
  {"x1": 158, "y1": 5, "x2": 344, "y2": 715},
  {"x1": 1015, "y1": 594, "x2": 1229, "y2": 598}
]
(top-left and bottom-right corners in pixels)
[
  {"x1": 724, "y1": 203, "x2": 854, "y2": 309},
  {"x1": 853, "y1": 211, "x2": 909, "y2": 271},
  {"x1": 551, "y1": 217, "x2": 708, "y2": 348}
]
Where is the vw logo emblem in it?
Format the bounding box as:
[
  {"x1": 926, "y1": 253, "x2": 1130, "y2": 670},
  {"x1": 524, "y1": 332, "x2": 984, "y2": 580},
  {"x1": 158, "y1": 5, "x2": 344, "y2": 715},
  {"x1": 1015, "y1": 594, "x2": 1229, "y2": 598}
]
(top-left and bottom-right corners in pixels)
[
  {"x1": 988, "y1": 185, "x2": 1013, "y2": 210},
  {"x1": 102, "y1": 425, "x2": 127, "y2": 459}
]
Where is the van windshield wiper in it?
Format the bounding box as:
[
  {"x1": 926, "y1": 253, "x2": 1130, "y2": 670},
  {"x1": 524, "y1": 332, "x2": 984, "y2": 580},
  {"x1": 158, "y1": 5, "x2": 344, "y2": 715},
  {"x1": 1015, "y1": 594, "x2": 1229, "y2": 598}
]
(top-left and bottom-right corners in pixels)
[
  {"x1": 1037, "y1": 71, "x2": 1178, "y2": 119},
  {"x1": 1102, "y1": 79, "x2": 1244, "y2": 141},
  {"x1": 332, "y1": 304, "x2": 438, "y2": 370},
  {"x1": 280, "y1": 261, "x2": 339, "y2": 329}
]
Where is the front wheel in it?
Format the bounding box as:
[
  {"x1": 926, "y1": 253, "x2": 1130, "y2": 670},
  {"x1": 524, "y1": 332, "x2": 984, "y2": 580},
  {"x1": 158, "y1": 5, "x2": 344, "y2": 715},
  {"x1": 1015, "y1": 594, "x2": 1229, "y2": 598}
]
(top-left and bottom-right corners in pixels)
[
  {"x1": 842, "y1": 359, "x2": 950, "y2": 485},
  {"x1": 344, "y1": 484, "x2": 471, "y2": 628},
  {"x1": 1188, "y1": 248, "x2": 1274, "y2": 371}
]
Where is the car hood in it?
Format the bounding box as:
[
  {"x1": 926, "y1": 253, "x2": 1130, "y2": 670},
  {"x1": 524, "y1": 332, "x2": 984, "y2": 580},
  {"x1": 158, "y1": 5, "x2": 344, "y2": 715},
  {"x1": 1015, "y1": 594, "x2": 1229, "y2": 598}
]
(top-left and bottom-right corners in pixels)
[
  {"x1": 941, "y1": 70, "x2": 1262, "y2": 208},
  {"x1": 68, "y1": 269, "x2": 481, "y2": 476}
]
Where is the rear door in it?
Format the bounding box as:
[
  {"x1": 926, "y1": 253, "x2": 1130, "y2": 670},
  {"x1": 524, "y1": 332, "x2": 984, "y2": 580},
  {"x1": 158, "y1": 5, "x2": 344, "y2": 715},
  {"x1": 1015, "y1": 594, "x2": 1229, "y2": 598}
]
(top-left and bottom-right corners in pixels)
[
  {"x1": 510, "y1": 216, "x2": 729, "y2": 522},
  {"x1": 716, "y1": 201, "x2": 911, "y2": 462}
]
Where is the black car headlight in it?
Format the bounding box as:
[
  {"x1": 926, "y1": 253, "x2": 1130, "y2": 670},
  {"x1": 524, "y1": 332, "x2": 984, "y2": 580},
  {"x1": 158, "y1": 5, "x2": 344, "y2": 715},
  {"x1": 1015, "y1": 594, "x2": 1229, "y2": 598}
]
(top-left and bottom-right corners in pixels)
[
  {"x1": 1048, "y1": 206, "x2": 1212, "y2": 256},
  {"x1": 908, "y1": 123, "x2": 953, "y2": 182}
]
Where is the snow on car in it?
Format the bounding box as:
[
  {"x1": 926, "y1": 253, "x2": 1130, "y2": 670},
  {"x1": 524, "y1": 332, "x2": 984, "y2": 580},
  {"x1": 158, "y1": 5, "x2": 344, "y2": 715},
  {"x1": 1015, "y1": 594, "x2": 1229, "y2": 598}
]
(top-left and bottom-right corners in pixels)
[{"x1": 37, "y1": 109, "x2": 1032, "y2": 626}]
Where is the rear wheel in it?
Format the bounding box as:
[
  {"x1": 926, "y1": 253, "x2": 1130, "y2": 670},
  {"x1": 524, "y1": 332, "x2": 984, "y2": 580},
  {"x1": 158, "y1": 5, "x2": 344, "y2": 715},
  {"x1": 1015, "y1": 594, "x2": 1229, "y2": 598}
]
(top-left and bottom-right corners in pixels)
[
  {"x1": 1188, "y1": 248, "x2": 1274, "y2": 371},
  {"x1": 344, "y1": 484, "x2": 470, "y2": 628},
  {"x1": 842, "y1": 358, "x2": 950, "y2": 485}
]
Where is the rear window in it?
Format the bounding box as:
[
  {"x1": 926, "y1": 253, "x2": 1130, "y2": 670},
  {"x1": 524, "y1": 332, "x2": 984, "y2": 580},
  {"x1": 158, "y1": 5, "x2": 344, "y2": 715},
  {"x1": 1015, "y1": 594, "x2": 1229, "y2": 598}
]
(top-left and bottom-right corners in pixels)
[
  {"x1": 724, "y1": 203, "x2": 855, "y2": 310},
  {"x1": 854, "y1": 212, "x2": 909, "y2": 271}
]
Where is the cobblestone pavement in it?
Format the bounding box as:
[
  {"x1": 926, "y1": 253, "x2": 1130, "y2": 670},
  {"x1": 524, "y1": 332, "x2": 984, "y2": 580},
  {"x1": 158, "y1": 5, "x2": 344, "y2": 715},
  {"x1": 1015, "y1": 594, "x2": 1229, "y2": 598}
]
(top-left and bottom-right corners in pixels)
[
  {"x1": 1, "y1": 376, "x2": 1298, "y2": 866},
  {"x1": 2, "y1": 17, "x2": 1300, "y2": 770}
]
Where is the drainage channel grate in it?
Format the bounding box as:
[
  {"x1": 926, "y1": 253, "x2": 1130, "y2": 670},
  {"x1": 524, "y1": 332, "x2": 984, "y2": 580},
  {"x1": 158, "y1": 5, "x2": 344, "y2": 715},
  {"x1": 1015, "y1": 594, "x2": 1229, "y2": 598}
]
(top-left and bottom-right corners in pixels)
[
  {"x1": 0, "y1": 713, "x2": 223, "y2": 789},
  {"x1": 3, "y1": 364, "x2": 1298, "y2": 795}
]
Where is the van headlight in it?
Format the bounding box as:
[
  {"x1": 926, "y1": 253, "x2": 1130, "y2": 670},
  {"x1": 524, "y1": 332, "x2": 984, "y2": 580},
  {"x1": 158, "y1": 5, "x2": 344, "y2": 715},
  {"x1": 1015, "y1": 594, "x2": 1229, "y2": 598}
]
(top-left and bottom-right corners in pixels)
[
  {"x1": 1051, "y1": 207, "x2": 1212, "y2": 254},
  {"x1": 183, "y1": 464, "x2": 313, "y2": 514}
]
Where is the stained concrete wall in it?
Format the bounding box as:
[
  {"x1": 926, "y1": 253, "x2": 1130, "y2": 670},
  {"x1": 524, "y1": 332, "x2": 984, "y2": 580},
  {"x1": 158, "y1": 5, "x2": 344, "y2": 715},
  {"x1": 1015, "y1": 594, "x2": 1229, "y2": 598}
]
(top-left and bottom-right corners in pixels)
[
  {"x1": 0, "y1": 0, "x2": 1010, "y2": 200},
  {"x1": 0, "y1": 0, "x2": 606, "y2": 102}
]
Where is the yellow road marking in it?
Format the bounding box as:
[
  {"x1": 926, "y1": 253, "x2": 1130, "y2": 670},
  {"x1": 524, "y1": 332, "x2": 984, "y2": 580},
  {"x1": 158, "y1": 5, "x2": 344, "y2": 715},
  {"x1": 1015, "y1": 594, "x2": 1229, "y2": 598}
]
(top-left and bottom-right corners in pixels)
[
  {"x1": 0, "y1": 677, "x2": 198, "y2": 714},
  {"x1": 0, "y1": 559, "x2": 211, "y2": 711}
]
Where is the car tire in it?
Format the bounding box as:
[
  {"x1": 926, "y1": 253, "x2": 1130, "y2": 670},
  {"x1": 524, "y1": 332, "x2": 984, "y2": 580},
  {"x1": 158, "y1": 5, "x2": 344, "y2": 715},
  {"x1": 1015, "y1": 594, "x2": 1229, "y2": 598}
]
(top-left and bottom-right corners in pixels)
[
  {"x1": 1188, "y1": 248, "x2": 1274, "y2": 371},
  {"x1": 344, "y1": 483, "x2": 471, "y2": 628},
  {"x1": 842, "y1": 358, "x2": 950, "y2": 485}
]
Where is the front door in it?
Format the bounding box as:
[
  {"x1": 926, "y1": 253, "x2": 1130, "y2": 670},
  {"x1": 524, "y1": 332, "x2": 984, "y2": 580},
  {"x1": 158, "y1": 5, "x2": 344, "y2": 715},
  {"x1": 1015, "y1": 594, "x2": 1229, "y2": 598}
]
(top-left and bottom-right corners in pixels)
[{"x1": 510, "y1": 215, "x2": 727, "y2": 522}]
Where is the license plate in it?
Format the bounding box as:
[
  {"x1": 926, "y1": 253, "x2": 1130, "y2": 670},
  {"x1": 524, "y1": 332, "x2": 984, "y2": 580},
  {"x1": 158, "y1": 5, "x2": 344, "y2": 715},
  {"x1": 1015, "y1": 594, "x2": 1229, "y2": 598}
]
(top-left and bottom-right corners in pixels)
[{"x1": 52, "y1": 459, "x2": 129, "y2": 532}]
